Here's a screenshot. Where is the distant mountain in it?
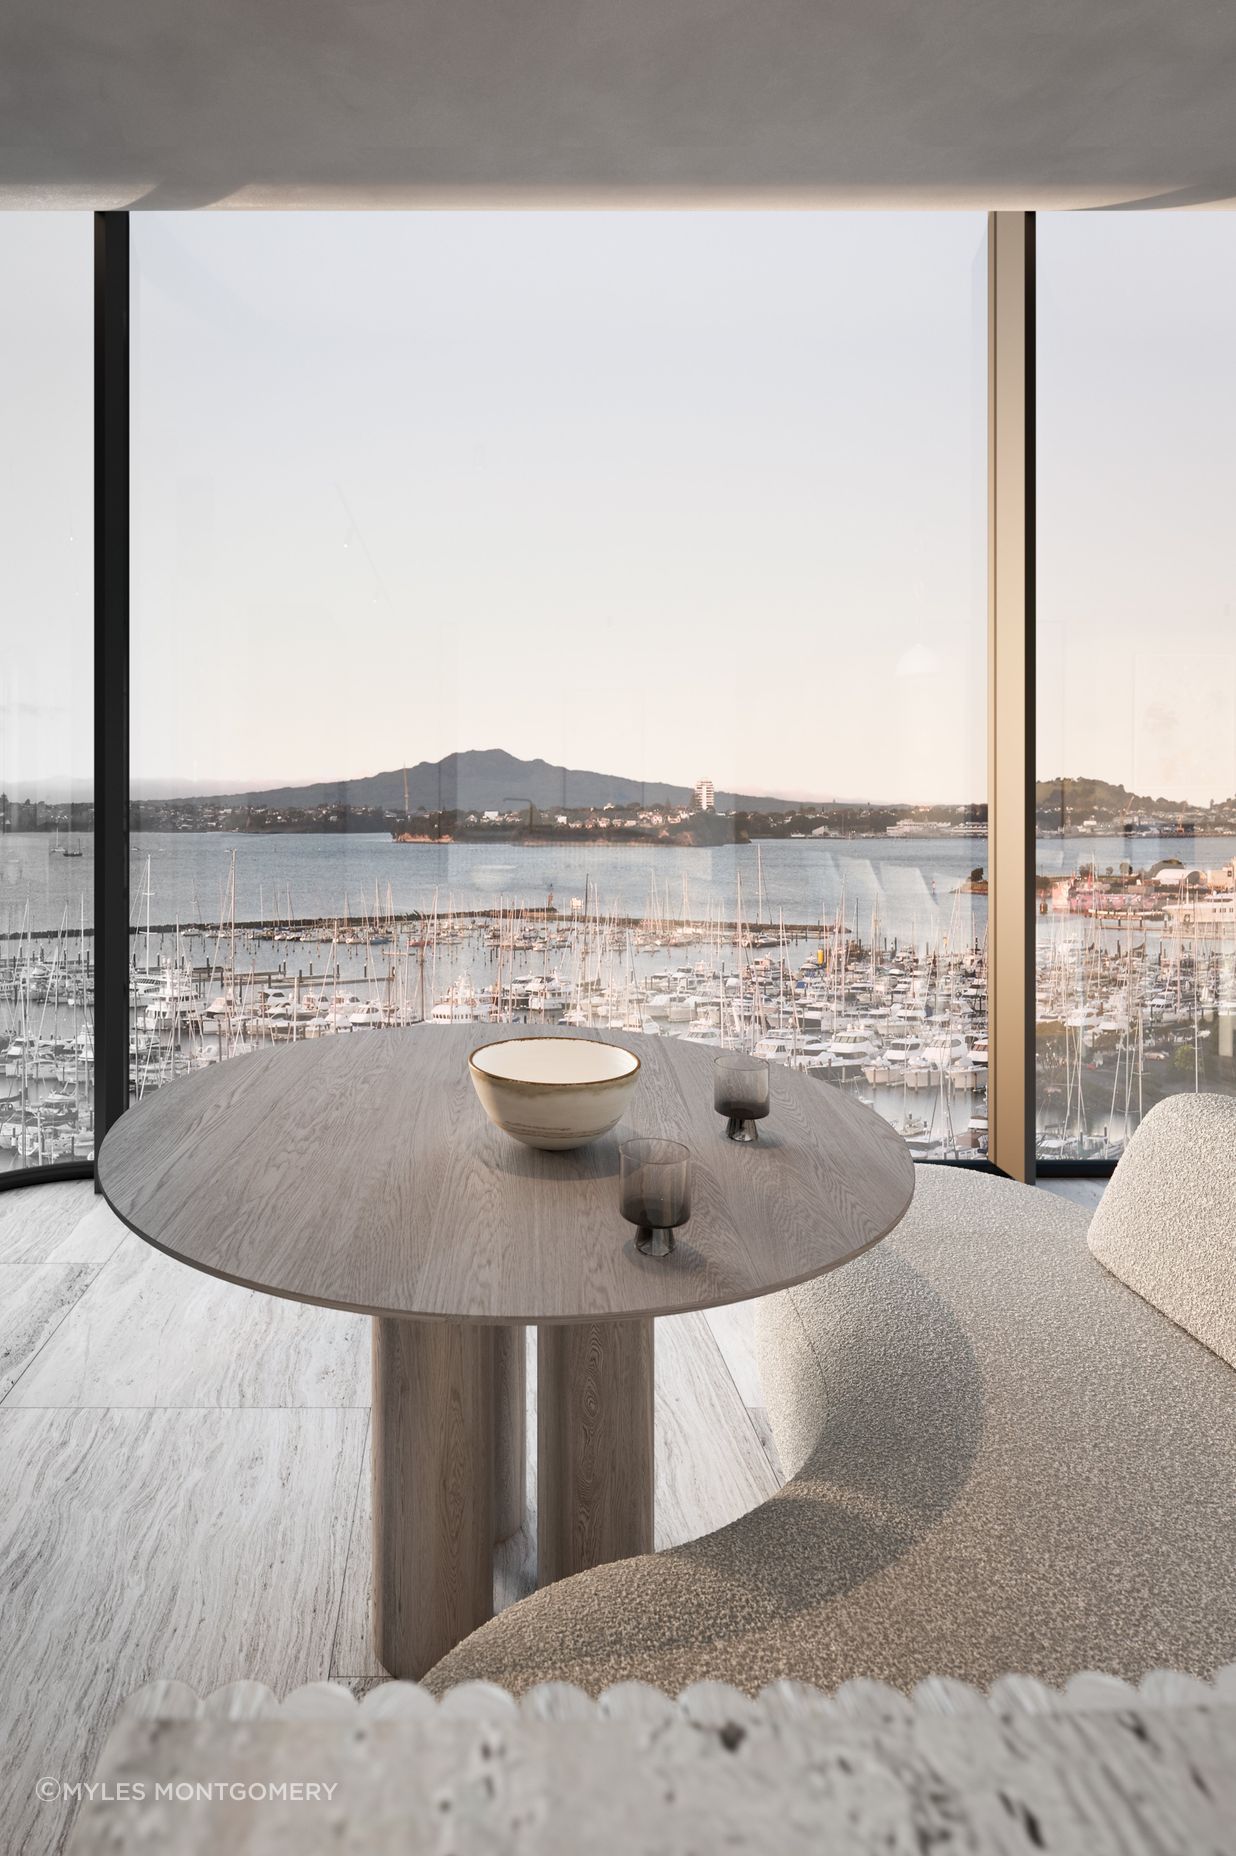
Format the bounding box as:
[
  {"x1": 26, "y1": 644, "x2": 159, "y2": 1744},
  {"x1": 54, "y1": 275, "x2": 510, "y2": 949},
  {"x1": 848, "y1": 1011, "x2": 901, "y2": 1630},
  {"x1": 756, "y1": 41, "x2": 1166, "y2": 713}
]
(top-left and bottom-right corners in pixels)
[{"x1": 166, "y1": 749, "x2": 854, "y2": 816}]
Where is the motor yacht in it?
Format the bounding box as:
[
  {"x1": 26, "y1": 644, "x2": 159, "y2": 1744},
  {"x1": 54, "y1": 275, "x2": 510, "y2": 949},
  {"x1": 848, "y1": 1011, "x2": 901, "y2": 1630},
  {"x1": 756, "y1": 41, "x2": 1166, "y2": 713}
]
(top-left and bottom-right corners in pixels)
[
  {"x1": 821, "y1": 1025, "x2": 882, "y2": 1068},
  {"x1": 884, "y1": 1035, "x2": 925, "y2": 1066},
  {"x1": 922, "y1": 1032, "x2": 969, "y2": 1067}
]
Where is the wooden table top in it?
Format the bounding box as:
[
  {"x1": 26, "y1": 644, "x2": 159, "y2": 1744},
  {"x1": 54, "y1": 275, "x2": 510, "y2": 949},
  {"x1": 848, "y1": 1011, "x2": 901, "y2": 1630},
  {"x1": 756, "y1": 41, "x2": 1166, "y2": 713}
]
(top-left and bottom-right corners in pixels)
[{"x1": 97, "y1": 1025, "x2": 915, "y2": 1325}]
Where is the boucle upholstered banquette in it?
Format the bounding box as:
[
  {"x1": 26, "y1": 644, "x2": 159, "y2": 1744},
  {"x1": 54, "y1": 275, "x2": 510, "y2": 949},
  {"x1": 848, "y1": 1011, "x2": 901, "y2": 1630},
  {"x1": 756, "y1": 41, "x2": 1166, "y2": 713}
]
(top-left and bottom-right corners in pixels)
[
  {"x1": 425, "y1": 1165, "x2": 1236, "y2": 1697},
  {"x1": 1087, "y1": 1093, "x2": 1236, "y2": 1369}
]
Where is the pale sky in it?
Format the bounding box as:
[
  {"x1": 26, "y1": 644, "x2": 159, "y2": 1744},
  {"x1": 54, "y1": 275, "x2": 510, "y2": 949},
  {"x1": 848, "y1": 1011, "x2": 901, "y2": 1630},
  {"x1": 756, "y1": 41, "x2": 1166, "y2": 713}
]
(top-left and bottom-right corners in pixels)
[
  {"x1": 127, "y1": 211, "x2": 989, "y2": 803},
  {"x1": 1037, "y1": 213, "x2": 1236, "y2": 805},
  {"x1": 6, "y1": 211, "x2": 1236, "y2": 808},
  {"x1": 0, "y1": 214, "x2": 92, "y2": 803}
]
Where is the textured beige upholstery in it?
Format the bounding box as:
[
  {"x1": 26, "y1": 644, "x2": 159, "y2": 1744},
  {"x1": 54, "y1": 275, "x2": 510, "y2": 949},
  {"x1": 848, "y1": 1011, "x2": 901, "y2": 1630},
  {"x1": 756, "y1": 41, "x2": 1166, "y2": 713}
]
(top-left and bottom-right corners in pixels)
[
  {"x1": 1088, "y1": 1094, "x2": 1236, "y2": 1369},
  {"x1": 426, "y1": 1167, "x2": 1236, "y2": 1697}
]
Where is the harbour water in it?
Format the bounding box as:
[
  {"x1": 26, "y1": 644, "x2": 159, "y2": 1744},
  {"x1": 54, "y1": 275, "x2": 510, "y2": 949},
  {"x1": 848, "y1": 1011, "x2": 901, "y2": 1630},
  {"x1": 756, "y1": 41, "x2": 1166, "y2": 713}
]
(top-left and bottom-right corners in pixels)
[
  {"x1": 2, "y1": 832, "x2": 990, "y2": 945},
  {"x1": 4, "y1": 830, "x2": 1234, "y2": 1171},
  {"x1": 9, "y1": 829, "x2": 1231, "y2": 942}
]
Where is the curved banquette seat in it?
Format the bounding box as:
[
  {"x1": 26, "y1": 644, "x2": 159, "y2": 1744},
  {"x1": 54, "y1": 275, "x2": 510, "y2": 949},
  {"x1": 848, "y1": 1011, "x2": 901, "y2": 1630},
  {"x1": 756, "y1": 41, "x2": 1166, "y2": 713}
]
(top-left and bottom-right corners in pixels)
[{"x1": 425, "y1": 1163, "x2": 1236, "y2": 1696}]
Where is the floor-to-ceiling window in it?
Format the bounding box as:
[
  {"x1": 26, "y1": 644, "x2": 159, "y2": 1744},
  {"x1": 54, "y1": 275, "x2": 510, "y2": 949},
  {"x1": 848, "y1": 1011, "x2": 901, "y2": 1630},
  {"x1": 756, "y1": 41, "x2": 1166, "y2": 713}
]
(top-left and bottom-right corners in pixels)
[
  {"x1": 1037, "y1": 213, "x2": 1236, "y2": 1160},
  {"x1": 0, "y1": 216, "x2": 94, "y2": 1176},
  {"x1": 129, "y1": 213, "x2": 988, "y2": 1157}
]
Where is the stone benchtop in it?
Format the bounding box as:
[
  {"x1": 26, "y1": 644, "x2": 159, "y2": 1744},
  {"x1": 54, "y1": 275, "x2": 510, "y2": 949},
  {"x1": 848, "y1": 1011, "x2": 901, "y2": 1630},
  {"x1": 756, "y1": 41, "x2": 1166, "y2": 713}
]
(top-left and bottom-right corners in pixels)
[{"x1": 67, "y1": 1668, "x2": 1236, "y2": 1855}]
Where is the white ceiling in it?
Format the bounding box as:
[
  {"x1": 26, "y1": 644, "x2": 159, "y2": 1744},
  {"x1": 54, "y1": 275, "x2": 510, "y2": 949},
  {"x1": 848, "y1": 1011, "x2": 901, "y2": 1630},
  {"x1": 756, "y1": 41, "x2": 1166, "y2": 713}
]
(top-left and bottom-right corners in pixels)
[{"x1": 3, "y1": 0, "x2": 1235, "y2": 211}]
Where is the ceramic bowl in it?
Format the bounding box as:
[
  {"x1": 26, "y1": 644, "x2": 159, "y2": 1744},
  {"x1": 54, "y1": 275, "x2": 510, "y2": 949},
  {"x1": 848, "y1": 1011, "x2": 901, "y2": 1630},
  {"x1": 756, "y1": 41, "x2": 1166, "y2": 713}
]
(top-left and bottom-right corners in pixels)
[{"x1": 468, "y1": 1036, "x2": 641, "y2": 1150}]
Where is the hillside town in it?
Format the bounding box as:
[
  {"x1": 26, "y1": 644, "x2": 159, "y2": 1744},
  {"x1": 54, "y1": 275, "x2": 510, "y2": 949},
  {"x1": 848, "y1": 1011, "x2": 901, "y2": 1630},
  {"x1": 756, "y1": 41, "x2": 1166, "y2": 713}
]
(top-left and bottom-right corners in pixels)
[
  {"x1": 5, "y1": 765, "x2": 1235, "y2": 843},
  {"x1": 7, "y1": 788, "x2": 987, "y2": 844}
]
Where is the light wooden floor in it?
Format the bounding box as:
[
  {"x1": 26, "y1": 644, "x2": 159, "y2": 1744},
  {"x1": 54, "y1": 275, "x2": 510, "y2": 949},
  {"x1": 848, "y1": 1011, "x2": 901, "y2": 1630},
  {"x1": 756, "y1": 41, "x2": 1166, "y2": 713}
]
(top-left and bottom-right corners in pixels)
[{"x1": 0, "y1": 1171, "x2": 1102, "y2": 1854}]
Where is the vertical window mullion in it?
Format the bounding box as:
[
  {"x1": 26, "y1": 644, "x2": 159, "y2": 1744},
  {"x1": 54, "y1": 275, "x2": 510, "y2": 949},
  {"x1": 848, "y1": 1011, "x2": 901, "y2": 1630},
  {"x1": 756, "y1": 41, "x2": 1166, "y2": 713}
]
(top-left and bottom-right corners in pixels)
[
  {"x1": 987, "y1": 211, "x2": 1036, "y2": 1182},
  {"x1": 93, "y1": 211, "x2": 130, "y2": 1159}
]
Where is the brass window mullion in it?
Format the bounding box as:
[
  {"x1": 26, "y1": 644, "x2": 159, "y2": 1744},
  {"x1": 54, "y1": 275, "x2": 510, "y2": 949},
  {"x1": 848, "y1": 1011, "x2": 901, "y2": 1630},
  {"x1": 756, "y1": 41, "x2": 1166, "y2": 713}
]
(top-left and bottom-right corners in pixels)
[{"x1": 987, "y1": 212, "x2": 1036, "y2": 1182}]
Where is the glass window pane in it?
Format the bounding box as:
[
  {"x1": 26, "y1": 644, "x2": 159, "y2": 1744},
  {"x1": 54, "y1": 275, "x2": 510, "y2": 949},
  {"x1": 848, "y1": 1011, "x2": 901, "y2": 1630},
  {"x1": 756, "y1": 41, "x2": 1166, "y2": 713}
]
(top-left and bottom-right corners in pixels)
[
  {"x1": 0, "y1": 215, "x2": 94, "y2": 1175},
  {"x1": 131, "y1": 213, "x2": 987, "y2": 1159},
  {"x1": 1037, "y1": 213, "x2": 1236, "y2": 1160}
]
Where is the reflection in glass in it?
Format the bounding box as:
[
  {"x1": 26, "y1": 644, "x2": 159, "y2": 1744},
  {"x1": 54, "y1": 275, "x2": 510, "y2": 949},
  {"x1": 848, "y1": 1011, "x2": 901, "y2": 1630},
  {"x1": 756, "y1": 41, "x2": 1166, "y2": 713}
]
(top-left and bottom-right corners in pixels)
[
  {"x1": 129, "y1": 214, "x2": 987, "y2": 1162},
  {"x1": 1037, "y1": 215, "x2": 1236, "y2": 1161},
  {"x1": 0, "y1": 215, "x2": 94, "y2": 1175}
]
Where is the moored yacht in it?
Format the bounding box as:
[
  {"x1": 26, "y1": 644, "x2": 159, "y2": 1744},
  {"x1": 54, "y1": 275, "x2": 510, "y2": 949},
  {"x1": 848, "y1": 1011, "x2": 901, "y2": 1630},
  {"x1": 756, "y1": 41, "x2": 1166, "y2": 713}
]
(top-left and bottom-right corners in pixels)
[
  {"x1": 884, "y1": 1034, "x2": 925, "y2": 1066},
  {"x1": 821, "y1": 1024, "x2": 882, "y2": 1068},
  {"x1": 922, "y1": 1032, "x2": 969, "y2": 1067}
]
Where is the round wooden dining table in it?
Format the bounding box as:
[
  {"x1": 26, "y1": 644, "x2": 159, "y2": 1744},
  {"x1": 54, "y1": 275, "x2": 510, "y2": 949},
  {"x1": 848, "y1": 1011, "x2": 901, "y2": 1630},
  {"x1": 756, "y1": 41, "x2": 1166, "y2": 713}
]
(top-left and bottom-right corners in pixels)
[{"x1": 97, "y1": 1023, "x2": 914, "y2": 1678}]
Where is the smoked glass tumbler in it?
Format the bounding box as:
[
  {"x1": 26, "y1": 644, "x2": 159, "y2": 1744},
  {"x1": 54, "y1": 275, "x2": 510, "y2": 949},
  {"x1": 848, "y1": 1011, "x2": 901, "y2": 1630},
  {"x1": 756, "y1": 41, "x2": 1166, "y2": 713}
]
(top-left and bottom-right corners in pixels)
[
  {"x1": 620, "y1": 1137, "x2": 691, "y2": 1259},
  {"x1": 714, "y1": 1053, "x2": 771, "y2": 1142}
]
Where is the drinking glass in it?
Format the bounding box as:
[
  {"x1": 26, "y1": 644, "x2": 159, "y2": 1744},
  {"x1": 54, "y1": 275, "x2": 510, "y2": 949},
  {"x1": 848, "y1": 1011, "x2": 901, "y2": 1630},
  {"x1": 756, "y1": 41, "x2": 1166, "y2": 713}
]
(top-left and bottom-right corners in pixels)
[
  {"x1": 714, "y1": 1052, "x2": 771, "y2": 1142},
  {"x1": 620, "y1": 1137, "x2": 691, "y2": 1259}
]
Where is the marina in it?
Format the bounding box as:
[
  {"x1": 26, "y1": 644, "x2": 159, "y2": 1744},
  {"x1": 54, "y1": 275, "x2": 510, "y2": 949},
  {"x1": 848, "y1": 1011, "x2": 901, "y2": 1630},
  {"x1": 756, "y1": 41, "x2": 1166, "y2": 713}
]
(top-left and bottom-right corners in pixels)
[{"x1": 3, "y1": 831, "x2": 1236, "y2": 1170}]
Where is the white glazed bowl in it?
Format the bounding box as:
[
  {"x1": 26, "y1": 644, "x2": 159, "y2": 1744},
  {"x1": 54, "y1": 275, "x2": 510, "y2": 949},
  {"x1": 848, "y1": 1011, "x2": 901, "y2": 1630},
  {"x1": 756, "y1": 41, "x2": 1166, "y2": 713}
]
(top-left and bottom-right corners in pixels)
[{"x1": 468, "y1": 1037, "x2": 640, "y2": 1150}]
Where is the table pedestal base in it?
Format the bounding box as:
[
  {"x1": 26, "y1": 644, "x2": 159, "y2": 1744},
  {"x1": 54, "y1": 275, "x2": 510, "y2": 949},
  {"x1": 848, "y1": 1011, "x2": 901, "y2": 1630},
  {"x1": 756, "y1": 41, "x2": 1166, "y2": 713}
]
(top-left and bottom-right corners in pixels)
[
  {"x1": 537, "y1": 1319, "x2": 654, "y2": 1585},
  {"x1": 372, "y1": 1317, "x2": 495, "y2": 1679},
  {"x1": 372, "y1": 1315, "x2": 653, "y2": 1675}
]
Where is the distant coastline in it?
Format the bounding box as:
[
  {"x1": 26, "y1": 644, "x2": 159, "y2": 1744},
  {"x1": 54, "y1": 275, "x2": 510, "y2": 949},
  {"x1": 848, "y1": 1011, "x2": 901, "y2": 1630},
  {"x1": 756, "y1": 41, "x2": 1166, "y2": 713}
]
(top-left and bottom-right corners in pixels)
[
  {"x1": 4, "y1": 753, "x2": 1232, "y2": 844},
  {"x1": 9, "y1": 822, "x2": 1236, "y2": 844}
]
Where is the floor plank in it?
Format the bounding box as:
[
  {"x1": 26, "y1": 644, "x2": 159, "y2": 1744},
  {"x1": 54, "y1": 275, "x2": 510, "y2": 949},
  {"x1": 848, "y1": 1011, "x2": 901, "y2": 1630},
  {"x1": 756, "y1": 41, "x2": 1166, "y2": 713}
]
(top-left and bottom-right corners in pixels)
[
  {"x1": 0, "y1": 1404, "x2": 367, "y2": 1856},
  {"x1": 0, "y1": 1184, "x2": 114, "y2": 1264},
  {"x1": 329, "y1": 1451, "x2": 383, "y2": 1686},
  {"x1": 1037, "y1": 1176, "x2": 1108, "y2": 1212},
  {"x1": 493, "y1": 1326, "x2": 541, "y2": 1615},
  {"x1": 702, "y1": 1299, "x2": 784, "y2": 1481},
  {"x1": 702, "y1": 1299, "x2": 762, "y2": 1407},
  {"x1": 0, "y1": 1263, "x2": 98, "y2": 1403},
  {"x1": 6, "y1": 1232, "x2": 371, "y2": 1409},
  {"x1": 0, "y1": 1175, "x2": 894, "y2": 1843},
  {"x1": 655, "y1": 1311, "x2": 781, "y2": 1546}
]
